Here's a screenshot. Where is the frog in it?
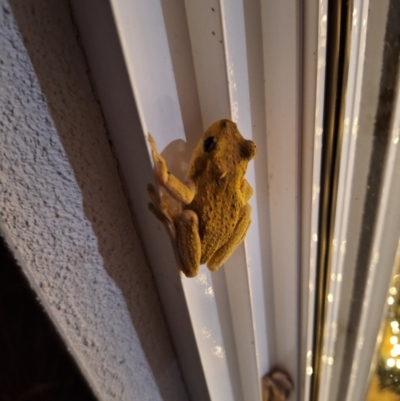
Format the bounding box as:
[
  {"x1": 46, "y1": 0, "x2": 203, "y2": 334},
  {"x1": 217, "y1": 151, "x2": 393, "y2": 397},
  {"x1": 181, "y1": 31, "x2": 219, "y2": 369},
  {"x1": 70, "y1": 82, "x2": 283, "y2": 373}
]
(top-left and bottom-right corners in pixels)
[{"x1": 147, "y1": 119, "x2": 256, "y2": 278}]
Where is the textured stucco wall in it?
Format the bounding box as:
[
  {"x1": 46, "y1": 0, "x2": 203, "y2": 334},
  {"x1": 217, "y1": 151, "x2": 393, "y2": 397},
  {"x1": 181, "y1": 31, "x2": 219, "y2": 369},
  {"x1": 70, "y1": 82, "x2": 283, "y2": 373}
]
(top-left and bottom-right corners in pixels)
[{"x1": 0, "y1": 1, "x2": 188, "y2": 400}]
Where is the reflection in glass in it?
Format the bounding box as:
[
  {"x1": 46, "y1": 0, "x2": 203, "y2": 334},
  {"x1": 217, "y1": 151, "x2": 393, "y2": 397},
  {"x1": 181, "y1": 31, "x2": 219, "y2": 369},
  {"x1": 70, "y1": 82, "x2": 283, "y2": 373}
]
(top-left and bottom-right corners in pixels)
[
  {"x1": 366, "y1": 268, "x2": 400, "y2": 401},
  {"x1": 306, "y1": 0, "x2": 400, "y2": 400}
]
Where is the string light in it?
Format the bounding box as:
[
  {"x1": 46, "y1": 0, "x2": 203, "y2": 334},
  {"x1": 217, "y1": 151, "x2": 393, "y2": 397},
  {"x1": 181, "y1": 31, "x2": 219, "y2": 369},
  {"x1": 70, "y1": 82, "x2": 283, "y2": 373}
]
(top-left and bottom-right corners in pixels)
[
  {"x1": 387, "y1": 358, "x2": 396, "y2": 368},
  {"x1": 387, "y1": 326, "x2": 400, "y2": 369}
]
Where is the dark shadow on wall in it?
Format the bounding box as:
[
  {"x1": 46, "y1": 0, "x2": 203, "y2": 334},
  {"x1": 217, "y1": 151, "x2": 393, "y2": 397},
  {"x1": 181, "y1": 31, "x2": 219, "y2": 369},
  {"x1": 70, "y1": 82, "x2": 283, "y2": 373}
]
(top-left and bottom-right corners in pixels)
[
  {"x1": 5, "y1": 0, "x2": 188, "y2": 400},
  {"x1": 0, "y1": 235, "x2": 97, "y2": 401}
]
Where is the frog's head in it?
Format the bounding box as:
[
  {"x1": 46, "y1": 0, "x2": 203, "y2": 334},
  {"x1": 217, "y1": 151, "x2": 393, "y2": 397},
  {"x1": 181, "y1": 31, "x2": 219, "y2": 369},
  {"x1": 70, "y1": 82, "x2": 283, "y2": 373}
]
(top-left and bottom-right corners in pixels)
[
  {"x1": 203, "y1": 119, "x2": 256, "y2": 162},
  {"x1": 189, "y1": 119, "x2": 256, "y2": 181}
]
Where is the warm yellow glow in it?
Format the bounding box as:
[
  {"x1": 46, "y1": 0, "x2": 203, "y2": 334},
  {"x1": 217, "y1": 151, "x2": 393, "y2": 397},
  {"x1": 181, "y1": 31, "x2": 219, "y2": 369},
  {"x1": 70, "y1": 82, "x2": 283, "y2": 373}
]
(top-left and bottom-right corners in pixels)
[
  {"x1": 366, "y1": 264, "x2": 400, "y2": 401},
  {"x1": 327, "y1": 294, "x2": 334, "y2": 302}
]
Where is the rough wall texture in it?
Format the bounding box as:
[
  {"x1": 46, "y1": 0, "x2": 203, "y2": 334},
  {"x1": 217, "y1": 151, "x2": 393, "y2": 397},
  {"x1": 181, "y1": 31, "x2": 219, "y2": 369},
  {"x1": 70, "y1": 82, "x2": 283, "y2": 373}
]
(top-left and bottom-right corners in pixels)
[{"x1": 0, "y1": 1, "x2": 188, "y2": 400}]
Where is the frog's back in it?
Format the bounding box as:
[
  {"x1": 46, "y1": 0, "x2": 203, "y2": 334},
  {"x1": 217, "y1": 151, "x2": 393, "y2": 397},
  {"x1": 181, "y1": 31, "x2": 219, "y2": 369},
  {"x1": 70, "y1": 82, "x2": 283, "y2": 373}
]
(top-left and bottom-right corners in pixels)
[{"x1": 186, "y1": 177, "x2": 243, "y2": 264}]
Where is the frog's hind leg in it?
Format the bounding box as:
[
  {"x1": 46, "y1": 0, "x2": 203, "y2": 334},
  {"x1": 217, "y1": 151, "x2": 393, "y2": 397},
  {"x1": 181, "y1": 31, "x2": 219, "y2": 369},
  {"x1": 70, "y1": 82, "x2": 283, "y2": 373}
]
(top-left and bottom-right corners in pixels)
[
  {"x1": 149, "y1": 184, "x2": 190, "y2": 276},
  {"x1": 207, "y1": 204, "x2": 251, "y2": 271},
  {"x1": 176, "y1": 210, "x2": 202, "y2": 278}
]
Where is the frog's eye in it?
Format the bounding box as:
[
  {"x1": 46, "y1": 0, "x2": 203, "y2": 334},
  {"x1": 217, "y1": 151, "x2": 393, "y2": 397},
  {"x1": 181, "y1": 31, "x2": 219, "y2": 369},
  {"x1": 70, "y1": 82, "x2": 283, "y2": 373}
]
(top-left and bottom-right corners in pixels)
[{"x1": 203, "y1": 136, "x2": 217, "y2": 153}]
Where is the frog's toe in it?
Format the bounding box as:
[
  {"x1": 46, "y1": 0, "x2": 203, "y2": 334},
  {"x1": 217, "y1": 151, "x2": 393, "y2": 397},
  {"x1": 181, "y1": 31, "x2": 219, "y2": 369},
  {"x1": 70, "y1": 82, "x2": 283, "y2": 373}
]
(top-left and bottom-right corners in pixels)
[{"x1": 147, "y1": 132, "x2": 156, "y2": 150}]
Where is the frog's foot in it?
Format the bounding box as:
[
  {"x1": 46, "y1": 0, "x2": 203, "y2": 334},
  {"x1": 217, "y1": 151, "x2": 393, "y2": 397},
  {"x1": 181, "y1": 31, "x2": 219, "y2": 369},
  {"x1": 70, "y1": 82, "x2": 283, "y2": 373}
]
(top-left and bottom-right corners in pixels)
[
  {"x1": 147, "y1": 184, "x2": 176, "y2": 240},
  {"x1": 261, "y1": 369, "x2": 293, "y2": 401}
]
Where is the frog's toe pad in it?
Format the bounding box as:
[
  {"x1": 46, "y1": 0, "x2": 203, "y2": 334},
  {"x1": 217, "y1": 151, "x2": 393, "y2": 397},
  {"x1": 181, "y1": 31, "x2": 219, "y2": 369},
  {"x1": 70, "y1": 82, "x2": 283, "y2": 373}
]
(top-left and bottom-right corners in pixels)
[{"x1": 262, "y1": 369, "x2": 293, "y2": 401}]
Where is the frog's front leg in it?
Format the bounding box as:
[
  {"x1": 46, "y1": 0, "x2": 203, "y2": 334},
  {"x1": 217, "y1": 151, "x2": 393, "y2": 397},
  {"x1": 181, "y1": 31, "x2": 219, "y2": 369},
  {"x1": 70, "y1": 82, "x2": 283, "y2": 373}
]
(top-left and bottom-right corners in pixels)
[
  {"x1": 147, "y1": 183, "x2": 177, "y2": 240},
  {"x1": 176, "y1": 210, "x2": 202, "y2": 277},
  {"x1": 241, "y1": 179, "x2": 253, "y2": 202},
  {"x1": 207, "y1": 204, "x2": 251, "y2": 271},
  {"x1": 148, "y1": 134, "x2": 196, "y2": 205}
]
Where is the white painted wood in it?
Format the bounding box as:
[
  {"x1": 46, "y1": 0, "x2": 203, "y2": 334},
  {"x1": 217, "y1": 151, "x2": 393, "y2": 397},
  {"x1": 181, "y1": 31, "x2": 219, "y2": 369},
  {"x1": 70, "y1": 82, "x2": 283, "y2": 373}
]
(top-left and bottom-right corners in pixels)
[
  {"x1": 219, "y1": 0, "x2": 264, "y2": 397},
  {"x1": 260, "y1": 3, "x2": 302, "y2": 400}
]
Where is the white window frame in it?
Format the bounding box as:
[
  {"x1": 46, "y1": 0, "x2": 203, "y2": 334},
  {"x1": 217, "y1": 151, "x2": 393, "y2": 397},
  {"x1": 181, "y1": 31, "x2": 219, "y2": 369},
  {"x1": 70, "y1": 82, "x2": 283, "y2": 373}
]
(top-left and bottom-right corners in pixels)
[{"x1": 71, "y1": 0, "x2": 321, "y2": 400}]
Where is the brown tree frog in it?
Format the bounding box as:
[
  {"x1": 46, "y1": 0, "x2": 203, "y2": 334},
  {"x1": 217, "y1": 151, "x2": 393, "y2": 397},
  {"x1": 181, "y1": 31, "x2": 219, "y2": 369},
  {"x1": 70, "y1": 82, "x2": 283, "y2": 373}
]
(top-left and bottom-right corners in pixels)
[{"x1": 147, "y1": 119, "x2": 256, "y2": 278}]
